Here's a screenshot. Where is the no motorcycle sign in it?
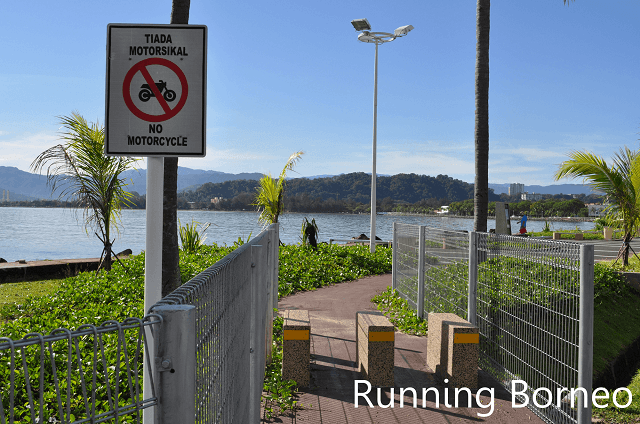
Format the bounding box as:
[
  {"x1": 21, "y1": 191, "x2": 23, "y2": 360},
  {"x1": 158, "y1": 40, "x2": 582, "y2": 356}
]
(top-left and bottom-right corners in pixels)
[{"x1": 105, "y1": 24, "x2": 207, "y2": 156}]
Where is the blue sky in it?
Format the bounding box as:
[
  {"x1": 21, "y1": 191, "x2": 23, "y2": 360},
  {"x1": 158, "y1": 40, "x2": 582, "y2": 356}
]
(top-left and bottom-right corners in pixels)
[{"x1": 1, "y1": 0, "x2": 638, "y2": 186}]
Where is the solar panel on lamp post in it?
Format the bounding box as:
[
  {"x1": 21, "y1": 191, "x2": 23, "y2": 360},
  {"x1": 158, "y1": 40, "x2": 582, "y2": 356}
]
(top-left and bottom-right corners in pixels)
[{"x1": 350, "y1": 19, "x2": 413, "y2": 253}]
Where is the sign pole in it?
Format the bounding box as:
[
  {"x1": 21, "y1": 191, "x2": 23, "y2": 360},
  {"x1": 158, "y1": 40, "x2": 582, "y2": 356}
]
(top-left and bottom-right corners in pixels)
[{"x1": 144, "y1": 156, "x2": 164, "y2": 424}]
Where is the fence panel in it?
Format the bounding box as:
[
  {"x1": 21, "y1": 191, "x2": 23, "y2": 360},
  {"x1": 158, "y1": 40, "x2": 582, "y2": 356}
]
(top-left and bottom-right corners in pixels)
[
  {"x1": 393, "y1": 223, "x2": 420, "y2": 310},
  {"x1": 393, "y1": 224, "x2": 469, "y2": 319},
  {"x1": 0, "y1": 316, "x2": 159, "y2": 424},
  {"x1": 151, "y1": 223, "x2": 278, "y2": 424},
  {"x1": 422, "y1": 227, "x2": 469, "y2": 320},
  {"x1": 475, "y1": 233, "x2": 583, "y2": 424},
  {"x1": 393, "y1": 224, "x2": 593, "y2": 424}
]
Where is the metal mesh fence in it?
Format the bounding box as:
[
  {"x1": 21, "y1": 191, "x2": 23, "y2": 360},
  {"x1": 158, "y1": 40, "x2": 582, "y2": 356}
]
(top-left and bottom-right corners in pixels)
[
  {"x1": 422, "y1": 227, "x2": 469, "y2": 319},
  {"x1": 476, "y1": 233, "x2": 582, "y2": 424},
  {"x1": 151, "y1": 224, "x2": 278, "y2": 424},
  {"x1": 393, "y1": 223, "x2": 420, "y2": 310},
  {"x1": 393, "y1": 224, "x2": 592, "y2": 424},
  {"x1": 393, "y1": 223, "x2": 469, "y2": 319},
  {"x1": 0, "y1": 316, "x2": 159, "y2": 424}
]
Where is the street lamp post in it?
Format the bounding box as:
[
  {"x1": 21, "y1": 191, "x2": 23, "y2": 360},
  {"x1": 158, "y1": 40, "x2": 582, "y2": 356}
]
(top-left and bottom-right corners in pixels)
[{"x1": 351, "y1": 19, "x2": 413, "y2": 253}]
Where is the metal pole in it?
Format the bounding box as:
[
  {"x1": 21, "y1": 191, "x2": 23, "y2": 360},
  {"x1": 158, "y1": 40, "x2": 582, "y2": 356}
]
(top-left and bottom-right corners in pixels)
[
  {"x1": 152, "y1": 305, "x2": 196, "y2": 424},
  {"x1": 250, "y1": 243, "x2": 267, "y2": 424},
  {"x1": 468, "y1": 231, "x2": 478, "y2": 325},
  {"x1": 417, "y1": 225, "x2": 425, "y2": 318},
  {"x1": 265, "y1": 228, "x2": 274, "y2": 364},
  {"x1": 392, "y1": 222, "x2": 397, "y2": 291},
  {"x1": 370, "y1": 41, "x2": 379, "y2": 253},
  {"x1": 144, "y1": 156, "x2": 164, "y2": 424},
  {"x1": 577, "y1": 244, "x2": 594, "y2": 424},
  {"x1": 272, "y1": 223, "x2": 280, "y2": 314}
]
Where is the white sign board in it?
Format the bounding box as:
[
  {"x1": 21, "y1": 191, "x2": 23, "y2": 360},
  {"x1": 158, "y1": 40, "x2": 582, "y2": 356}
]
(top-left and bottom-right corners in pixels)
[{"x1": 105, "y1": 24, "x2": 207, "y2": 156}]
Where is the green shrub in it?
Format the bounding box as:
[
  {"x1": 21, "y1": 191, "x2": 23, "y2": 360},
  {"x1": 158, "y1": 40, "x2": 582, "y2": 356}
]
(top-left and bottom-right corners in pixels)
[
  {"x1": 277, "y1": 244, "x2": 392, "y2": 298},
  {"x1": 0, "y1": 242, "x2": 391, "y2": 421}
]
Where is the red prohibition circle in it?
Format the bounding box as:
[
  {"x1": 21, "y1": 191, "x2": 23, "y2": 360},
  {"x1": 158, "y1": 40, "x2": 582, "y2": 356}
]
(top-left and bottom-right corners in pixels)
[{"x1": 122, "y1": 57, "x2": 189, "y2": 123}]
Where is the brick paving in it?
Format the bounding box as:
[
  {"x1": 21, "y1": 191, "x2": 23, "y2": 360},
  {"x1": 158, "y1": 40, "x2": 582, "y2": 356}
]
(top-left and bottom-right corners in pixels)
[{"x1": 267, "y1": 274, "x2": 544, "y2": 424}]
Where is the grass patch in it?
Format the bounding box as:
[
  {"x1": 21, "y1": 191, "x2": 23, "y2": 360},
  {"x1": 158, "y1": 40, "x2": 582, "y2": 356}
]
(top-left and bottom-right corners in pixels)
[
  {"x1": 593, "y1": 369, "x2": 640, "y2": 423},
  {"x1": 529, "y1": 230, "x2": 605, "y2": 240},
  {"x1": 0, "y1": 279, "x2": 62, "y2": 310}
]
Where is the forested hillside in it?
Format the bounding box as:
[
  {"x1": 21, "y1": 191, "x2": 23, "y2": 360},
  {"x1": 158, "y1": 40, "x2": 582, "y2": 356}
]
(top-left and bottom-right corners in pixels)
[{"x1": 180, "y1": 172, "x2": 496, "y2": 204}]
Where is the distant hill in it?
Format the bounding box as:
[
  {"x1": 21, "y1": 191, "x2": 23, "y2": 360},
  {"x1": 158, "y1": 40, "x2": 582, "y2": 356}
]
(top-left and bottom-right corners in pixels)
[
  {"x1": 0, "y1": 166, "x2": 52, "y2": 199},
  {"x1": 121, "y1": 167, "x2": 264, "y2": 195},
  {"x1": 181, "y1": 172, "x2": 501, "y2": 204},
  {"x1": 0, "y1": 164, "x2": 601, "y2": 201}
]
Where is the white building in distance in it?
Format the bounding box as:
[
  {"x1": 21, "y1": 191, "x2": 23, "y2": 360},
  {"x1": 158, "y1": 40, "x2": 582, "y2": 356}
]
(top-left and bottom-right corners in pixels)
[
  {"x1": 521, "y1": 192, "x2": 543, "y2": 201},
  {"x1": 509, "y1": 183, "x2": 524, "y2": 196}
]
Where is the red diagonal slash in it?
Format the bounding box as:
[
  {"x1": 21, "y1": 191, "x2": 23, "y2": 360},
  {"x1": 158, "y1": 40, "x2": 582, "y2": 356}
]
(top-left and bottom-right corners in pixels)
[
  {"x1": 139, "y1": 66, "x2": 172, "y2": 114},
  {"x1": 122, "y1": 57, "x2": 188, "y2": 123}
]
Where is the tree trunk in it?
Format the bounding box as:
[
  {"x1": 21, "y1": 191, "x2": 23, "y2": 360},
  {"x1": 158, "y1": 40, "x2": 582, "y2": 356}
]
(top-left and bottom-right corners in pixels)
[
  {"x1": 162, "y1": 0, "x2": 190, "y2": 297},
  {"x1": 473, "y1": 0, "x2": 490, "y2": 232}
]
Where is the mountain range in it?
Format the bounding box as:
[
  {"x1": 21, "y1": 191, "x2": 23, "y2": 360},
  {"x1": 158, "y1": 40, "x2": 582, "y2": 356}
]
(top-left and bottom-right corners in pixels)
[{"x1": 0, "y1": 165, "x2": 598, "y2": 201}]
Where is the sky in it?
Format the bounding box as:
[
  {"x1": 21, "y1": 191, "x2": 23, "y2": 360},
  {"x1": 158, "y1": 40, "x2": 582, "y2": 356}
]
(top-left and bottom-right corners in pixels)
[{"x1": 1, "y1": 0, "x2": 639, "y2": 187}]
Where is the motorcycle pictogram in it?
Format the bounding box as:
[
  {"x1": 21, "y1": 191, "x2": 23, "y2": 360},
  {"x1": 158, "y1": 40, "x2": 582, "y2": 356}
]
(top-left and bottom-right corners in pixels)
[{"x1": 138, "y1": 80, "x2": 177, "y2": 102}]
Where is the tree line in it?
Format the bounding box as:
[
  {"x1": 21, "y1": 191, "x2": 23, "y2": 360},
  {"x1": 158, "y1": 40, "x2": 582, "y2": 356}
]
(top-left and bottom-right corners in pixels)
[{"x1": 448, "y1": 197, "x2": 603, "y2": 218}]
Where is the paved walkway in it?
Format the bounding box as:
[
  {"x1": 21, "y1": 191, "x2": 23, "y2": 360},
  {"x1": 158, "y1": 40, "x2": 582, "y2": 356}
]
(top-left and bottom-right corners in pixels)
[{"x1": 271, "y1": 274, "x2": 544, "y2": 424}]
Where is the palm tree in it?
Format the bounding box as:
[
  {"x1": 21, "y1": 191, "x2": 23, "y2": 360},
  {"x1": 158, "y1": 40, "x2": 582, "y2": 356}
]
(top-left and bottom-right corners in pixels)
[
  {"x1": 254, "y1": 151, "x2": 304, "y2": 228},
  {"x1": 473, "y1": 0, "x2": 490, "y2": 232},
  {"x1": 31, "y1": 113, "x2": 137, "y2": 271},
  {"x1": 162, "y1": 0, "x2": 191, "y2": 296},
  {"x1": 555, "y1": 147, "x2": 640, "y2": 266},
  {"x1": 474, "y1": 0, "x2": 573, "y2": 232}
]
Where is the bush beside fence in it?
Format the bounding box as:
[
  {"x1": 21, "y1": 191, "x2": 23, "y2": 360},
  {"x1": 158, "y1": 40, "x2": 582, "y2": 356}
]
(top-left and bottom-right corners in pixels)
[{"x1": 392, "y1": 222, "x2": 594, "y2": 424}]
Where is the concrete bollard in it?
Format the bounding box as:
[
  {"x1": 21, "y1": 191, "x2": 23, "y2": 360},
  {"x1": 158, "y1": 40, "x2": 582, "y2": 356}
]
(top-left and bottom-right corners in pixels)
[
  {"x1": 282, "y1": 309, "x2": 310, "y2": 386},
  {"x1": 356, "y1": 311, "x2": 395, "y2": 387},
  {"x1": 426, "y1": 312, "x2": 479, "y2": 389}
]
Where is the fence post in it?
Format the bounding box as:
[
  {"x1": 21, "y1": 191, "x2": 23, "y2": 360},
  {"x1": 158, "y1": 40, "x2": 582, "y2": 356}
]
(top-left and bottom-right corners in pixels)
[
  {"x1": 417, "y1": 225, "x2": 425, "y2": 319},
  {"x1": 152, "y1": 305, "x2": 196, "y2": 424},
  {"x1": 468, "y1": 231, "x2": 478, "y2": 325},
  {"x1": 392, "y1": 222, "x2": 397, "y2": 291},
  {"x1": 250, "y1": 243, "x2": 267, "y2": 424},
  {"x1": 577, "y1": 244, "x2": 594, "y2": 424},
  {"x1": 273, "y1": 223, "x2": 280, "y2": 316},
  {"x1": 265, "y1": 229, "x2": 274, "y2": 364}
]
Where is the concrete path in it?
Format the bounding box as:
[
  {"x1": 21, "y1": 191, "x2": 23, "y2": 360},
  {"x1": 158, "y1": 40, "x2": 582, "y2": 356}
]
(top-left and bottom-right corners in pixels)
[{"x1": 271, "y1": 274, "x2": 544, "y2": 424}]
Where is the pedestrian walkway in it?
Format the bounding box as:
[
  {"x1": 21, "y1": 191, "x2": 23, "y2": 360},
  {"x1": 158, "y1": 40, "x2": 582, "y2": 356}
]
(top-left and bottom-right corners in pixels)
[{"x1": 272, "y1": 274, "x2": 544, "y2": 423}]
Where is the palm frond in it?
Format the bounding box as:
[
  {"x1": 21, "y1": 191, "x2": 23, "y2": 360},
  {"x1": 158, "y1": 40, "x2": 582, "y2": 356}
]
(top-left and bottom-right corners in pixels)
[{"x1": 30, "y1": 112, "x2": 138, "y2": 270}]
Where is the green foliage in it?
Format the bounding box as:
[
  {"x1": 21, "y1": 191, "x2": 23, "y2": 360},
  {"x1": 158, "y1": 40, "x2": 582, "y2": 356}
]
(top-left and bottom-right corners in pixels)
[
  {"x1": 592, "y1": 356, "x2": 640, "y2": 423},
  {"x1": 0, "y1": 244, "x2": 237, "y2": 421},
  {"x1": 372, "y1": 287, "x2": 428, "y2": 336},
  {"x1": 254, "y1": 151, "x2": 304, "y2": 227},
  {"x1": 555, "y1": 147, "x2": 640, "y2": 265},
  {"x1": 178, "y1": 219, "x2": 211, "y2": 253},
  {"x1": 30, "y1": 113, "x2": 138, "y2": 270},
  {"x1": 300, "y1": 217, "x2": 319, "y2": 245},
  {"x1": 262, "y1": 313, "x2": 300, "y2": 419},
  {"x1": 0, "y1": 241, "x2": 391, "y2": 420},
  {"x1": 278, "y1": 244, "x2": 392, "y2": 298},
  {"x1": 593, "y1": 263, "x2": 631, "y2": 304}
]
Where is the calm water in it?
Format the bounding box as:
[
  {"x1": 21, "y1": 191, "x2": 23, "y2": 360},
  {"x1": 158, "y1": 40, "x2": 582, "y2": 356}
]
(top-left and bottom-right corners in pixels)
[{"x1": 0, "y1": 207, "x2": 596, "y2": 262}]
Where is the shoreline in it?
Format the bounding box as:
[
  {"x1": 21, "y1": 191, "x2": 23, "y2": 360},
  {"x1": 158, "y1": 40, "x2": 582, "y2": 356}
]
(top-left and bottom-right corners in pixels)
[{"x1": 384, "y1": 212, "x2": 594, "y2": 222}]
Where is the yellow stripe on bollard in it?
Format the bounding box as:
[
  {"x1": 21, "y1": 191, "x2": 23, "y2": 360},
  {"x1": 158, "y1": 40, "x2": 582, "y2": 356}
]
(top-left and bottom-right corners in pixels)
[
  {"x1": 368, "y1": 331, "x2": 395, "y2": 342},
  {"x1": 283, "y1": 330, "x2": 309, "y2": 340},
  {"x1": 454, "y1": 333, "x2": 479, "y2": 344}
]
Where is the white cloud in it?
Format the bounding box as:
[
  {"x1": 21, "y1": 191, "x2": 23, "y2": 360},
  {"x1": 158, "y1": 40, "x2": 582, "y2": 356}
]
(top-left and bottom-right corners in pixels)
[{"x1": 0, "y1": 132, "x2": 59, "y2": 171}]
